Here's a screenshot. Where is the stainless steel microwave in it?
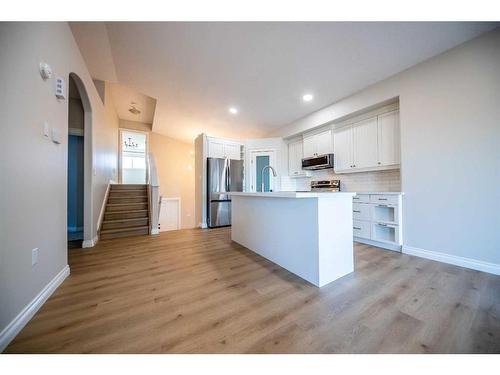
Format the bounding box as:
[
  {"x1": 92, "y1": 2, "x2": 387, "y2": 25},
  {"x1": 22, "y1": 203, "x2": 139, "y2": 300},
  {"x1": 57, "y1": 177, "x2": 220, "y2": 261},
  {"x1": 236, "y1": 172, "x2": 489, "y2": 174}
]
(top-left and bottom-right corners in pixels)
[{"x1": 301, "y1": 153, "x2": 334, "y2": 170}]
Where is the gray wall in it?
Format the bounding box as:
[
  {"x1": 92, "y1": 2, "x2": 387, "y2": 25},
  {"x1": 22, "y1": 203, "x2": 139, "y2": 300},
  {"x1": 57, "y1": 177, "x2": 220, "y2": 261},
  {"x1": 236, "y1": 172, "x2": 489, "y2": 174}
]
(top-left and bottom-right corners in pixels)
[
  {"x1": 271, "y1": 28, "x2": 500, "y2": 265},
  {"x1": 0, "y1": 23, "x2": 119, "y2": 337}
]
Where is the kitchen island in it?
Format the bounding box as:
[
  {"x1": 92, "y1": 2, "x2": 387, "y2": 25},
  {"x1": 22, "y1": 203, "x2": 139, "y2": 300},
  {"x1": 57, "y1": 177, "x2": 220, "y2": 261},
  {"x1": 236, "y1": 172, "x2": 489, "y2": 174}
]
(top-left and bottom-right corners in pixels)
[{"x1": 229, "y1": 191, "x2": 355, "y2": 287}]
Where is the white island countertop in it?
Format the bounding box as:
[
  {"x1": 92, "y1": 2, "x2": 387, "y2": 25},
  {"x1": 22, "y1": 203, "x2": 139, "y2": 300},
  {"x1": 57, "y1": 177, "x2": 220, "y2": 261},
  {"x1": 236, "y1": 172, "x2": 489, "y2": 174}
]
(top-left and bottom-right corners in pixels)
[
  {"x1": 229, "y1": 191, "x2": 355, "y2": 198},
  {"x1": 230, "y1": 191, "x2": 354, "y2": 287}
]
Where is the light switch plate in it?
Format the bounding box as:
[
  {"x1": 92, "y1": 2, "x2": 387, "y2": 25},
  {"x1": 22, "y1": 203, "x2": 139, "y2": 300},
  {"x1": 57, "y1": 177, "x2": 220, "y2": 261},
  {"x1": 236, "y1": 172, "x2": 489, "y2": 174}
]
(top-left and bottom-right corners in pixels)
[
  {"x1": 51, "y1": 128, "x2": 61, "y2": 144},
  {"x1": 32, "y1": 248, "x2": 39, "y2": 267},
  {"x1": 43, "y1": 121, "x2": 50, "y2": 139},
  {"x1": 54, "y1": 76, "x2": 66, "y2": 99}
]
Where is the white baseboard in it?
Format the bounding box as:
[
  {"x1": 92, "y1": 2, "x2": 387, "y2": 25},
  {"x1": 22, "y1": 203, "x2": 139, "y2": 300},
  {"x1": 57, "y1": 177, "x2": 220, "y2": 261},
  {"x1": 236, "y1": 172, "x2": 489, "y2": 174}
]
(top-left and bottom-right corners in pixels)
[
  {"x1": 82, "y1": 235, "x2": 98, "y2": 248},
  {"x1": 403, "y1": 245, "x2": 500, "y2": 276},
  {"x1": 354, "y1": 237, "x2": 402, "y2": 252},
  {"x1": 0, "y1": 265, "x2": 70, "y2": 352}
]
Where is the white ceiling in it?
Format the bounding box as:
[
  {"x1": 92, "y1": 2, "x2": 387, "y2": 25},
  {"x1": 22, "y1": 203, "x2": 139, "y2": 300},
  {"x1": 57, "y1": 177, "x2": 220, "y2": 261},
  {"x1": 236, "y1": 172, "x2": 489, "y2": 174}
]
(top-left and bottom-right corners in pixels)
[
  {"x1": 70, "y1": 22, "x2": 497, "y2": 143},
  {"x1": 110, "y1": 83, "x2": 157, "y2": 124}
]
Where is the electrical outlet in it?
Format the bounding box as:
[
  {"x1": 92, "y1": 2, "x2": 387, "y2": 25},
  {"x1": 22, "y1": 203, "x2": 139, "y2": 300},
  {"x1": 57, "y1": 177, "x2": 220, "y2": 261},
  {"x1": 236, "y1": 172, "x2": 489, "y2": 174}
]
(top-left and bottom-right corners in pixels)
[{"x1": 32, "y1": 248, "x2": 39, "y2": 267}]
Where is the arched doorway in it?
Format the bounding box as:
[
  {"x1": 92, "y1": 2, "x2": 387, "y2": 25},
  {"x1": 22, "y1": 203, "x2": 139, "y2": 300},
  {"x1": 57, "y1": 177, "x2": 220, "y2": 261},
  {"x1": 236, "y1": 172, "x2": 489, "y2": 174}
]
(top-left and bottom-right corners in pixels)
[{"x1": 67, "y1": 73, "x2": 93, "y2": 249}]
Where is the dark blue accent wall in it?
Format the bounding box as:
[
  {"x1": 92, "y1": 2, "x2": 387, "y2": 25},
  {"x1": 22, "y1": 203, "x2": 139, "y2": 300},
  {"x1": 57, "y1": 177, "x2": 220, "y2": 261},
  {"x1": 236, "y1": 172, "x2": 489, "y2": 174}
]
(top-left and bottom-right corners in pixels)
[{"x1": 67, "y1": 135, "x2": 84, "y2": 231}]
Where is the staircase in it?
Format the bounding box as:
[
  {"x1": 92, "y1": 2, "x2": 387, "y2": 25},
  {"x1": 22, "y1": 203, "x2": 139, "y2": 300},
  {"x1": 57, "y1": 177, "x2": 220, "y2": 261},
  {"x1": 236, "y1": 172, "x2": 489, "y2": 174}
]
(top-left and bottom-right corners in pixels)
[{"x1": 100, "y1": 184, "x2": 150, "y2": 240}]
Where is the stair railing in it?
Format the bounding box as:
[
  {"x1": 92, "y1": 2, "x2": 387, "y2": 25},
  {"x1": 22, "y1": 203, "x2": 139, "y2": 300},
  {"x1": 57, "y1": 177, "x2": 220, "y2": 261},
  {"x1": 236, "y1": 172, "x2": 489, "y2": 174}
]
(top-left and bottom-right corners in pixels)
[{"x1": 146, "y1": 152, "x2": 160, "y2": 235}]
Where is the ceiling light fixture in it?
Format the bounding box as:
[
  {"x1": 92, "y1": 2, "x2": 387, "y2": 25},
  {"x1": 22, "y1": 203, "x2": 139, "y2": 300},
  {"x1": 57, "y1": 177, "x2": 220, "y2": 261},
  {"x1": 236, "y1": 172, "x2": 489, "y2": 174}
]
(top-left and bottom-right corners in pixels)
[
  {"x1": 229, "y1": 107, "x2": 238, "y2": 115},
  {"x1": 302, "y1": 94, "x2": 314, "y2": 102},
  {"x1": 129, "y1": 102, "x2": 141, "y2": 115}
]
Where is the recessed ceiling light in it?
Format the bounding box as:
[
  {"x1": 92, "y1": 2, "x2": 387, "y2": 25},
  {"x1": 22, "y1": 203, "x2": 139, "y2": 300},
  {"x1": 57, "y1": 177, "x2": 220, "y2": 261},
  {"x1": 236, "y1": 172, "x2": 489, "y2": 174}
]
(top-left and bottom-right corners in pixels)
[
  {"x1": 229, "y1": 107, "x2": 238, "y2": 115},
  {"x1": 302, "y1": 94, "x2": 314, "y2": 102}
]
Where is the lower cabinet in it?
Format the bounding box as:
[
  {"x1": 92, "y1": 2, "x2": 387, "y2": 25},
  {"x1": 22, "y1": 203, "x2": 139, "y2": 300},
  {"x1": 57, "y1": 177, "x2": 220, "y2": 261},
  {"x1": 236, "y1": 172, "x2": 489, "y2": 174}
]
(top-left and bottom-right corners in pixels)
[{"x1": 352, "y1": 193, "x2": 403, "y2": 251}]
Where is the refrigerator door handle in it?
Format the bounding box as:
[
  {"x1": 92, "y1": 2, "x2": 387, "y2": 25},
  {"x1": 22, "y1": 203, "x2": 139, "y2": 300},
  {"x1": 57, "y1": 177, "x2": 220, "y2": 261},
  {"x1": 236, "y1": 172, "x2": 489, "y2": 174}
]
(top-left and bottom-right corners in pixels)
[{"x1": 227, "y1": 160, "x2": 231, "y2": 191}]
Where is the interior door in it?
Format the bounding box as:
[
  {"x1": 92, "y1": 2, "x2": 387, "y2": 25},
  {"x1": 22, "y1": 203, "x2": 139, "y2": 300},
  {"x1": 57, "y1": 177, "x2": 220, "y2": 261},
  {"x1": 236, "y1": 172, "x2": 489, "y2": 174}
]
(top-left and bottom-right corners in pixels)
[
  {"x1": 352, "y1": 117, "x2": 378, "y2": 169},
  {"x1": 250, "y1": 150, "x2": 276, "y2": 192},
  {"x1": 377, "y1": 110, "x2": 400, "y2": 166},
  {"x1": 333, "y1": 126, "x2": 352, "y2": 172}
]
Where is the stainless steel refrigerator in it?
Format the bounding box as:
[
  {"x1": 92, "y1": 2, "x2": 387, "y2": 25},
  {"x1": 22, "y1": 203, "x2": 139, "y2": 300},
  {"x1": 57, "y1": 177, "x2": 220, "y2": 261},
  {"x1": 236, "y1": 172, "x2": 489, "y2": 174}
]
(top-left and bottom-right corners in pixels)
[{"x1": 207, "y1": 157, "x2": 244, "y2": 228}]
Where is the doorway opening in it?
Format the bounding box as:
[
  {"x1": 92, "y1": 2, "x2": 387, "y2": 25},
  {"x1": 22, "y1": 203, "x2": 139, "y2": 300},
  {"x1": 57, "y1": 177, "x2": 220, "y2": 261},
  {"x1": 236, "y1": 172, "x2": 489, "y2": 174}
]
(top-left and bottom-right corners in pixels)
[
  {"x1": 119, "y1": 129, "x2": 148, "y2": 184},
  {"x1": 67, "y1": 73, "x2": 92, "y2": 249},
  {"x1": 249, "y1": 150, "x2": 276, "y2": 192}
]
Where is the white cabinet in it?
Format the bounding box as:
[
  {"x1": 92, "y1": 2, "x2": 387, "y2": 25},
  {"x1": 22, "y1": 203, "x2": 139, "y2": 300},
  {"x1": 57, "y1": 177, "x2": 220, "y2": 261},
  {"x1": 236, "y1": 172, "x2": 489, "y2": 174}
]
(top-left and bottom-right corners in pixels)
[
  {"x1": 288, "y1": 140, "x2": 302, "y2": 176},
  {"x1": 352, "y1": 117, "x2": 378, "y2": 169},
  {"x1": 207, "y1": 138, "x2": 242, "y2": 160},
  {"x1": 333, "y1": 126, "x2": 352, "y2": 172},
  {"x1": 333, "y1": 110, "x2": 400, "y2": 173},
  {"x1": 223, "y1": 143, "x2": 241, "y2": 160},
  {"x1": 377, "y1": 110, "x2": 400, "y2": 166},
  {"x1": 352, "y1": 193, "x2": 403, "y2": 251},
  {"x1": 303, "y1": 129, "x2": 333, "y2": 158}
]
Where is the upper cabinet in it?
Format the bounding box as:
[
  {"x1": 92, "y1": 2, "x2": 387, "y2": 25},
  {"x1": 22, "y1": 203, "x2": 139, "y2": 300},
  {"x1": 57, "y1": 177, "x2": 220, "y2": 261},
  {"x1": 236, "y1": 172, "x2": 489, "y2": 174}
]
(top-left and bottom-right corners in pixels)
[
  {"x1": 302, "y1": 129, "x2": 333, "y2": 158},
  {"x1": 288, "y1": 139, "x2": 311, "y2": 177},
  {"x1": 377, "y1": 110, "x2": 400, "y2": 166},
  {"x1": 207, "y1": 137, "x2": 242, "y2": 160},
  {"x1": 333, "y1": 126, "x2": 352, "y2": 171},
  {"x1": 352, "y1": 117, "x2": 378, "y2": 169},
  {"x1": 334, "y1": 110, "x2": 400, "y2": 173}
]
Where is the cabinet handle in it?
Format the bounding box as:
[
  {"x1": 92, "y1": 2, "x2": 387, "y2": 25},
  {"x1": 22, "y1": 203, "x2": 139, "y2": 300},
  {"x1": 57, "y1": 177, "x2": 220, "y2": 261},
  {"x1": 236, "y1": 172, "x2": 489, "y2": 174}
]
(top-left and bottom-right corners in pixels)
[
  {"x1": 378, "y1": 161, "x2": 381, "y2": 165},
  {"x1": 377, "y1": 204, "x2": 388, "y2": 207},
  {"x1": 353, "y1": 227, "x2": 361, "y2": 230},
  {"x1": 353, "y1": 197, "x2": 360, "y2": 200},
  {"x1": 353, "y1": 210, "x2": 361, "y2": 213},
  {"x1": 378, "y1": 198, "x2": 388, "y2": 201}
]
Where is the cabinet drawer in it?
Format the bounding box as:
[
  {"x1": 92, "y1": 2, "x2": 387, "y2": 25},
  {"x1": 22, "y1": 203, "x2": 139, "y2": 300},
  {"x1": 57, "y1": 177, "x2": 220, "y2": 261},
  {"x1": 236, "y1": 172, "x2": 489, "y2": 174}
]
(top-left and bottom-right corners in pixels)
[
  {"x1": 353, "y1": 220, "x2": 371, "y2": 239},
  {"x1": 370, "y1": 194, "x2": 399, "y2": 205},
  {"x1": 372, "y1": 223, "x2": 400, "y2": 245},
  {"x1": 352, "y1": 194, "x2": 370, "y2": 204},
  {"x1": 353, "y1": 203, "x2": 371, "y2": 221}
]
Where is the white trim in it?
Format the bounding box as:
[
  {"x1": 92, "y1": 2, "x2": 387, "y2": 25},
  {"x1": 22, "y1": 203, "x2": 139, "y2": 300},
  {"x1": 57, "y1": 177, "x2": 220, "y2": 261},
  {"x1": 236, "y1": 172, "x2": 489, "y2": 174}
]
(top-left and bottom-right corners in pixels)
[
  {"x1": 150, "y1": 228, "x2": 160, "y2": 235},
  {"x1": 403, "y1": 245, "x2": 500, "y2": 276},
  {"x1": 97, "y1": 180, "x2": 114, "y2": 234},
  {"x1": 0, "y1": 265, "x2": 70, "y2": 352},
  {"x1": 355, "y1": 237, "x2": 401, "y2": 252},
  {"x1": 82, "y1": 235, "x2": 98, "y2": 248},
  {"x1": 68, "y1": 127, "x2": 84, "y2": 136}
]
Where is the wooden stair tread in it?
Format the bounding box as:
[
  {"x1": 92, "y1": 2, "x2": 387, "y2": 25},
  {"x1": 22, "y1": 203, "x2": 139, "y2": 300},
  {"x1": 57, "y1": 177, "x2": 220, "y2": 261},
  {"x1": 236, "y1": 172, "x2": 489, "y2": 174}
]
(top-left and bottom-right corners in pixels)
[
  {"x1": 100, "y1": 225, "x2": 149, "y2": 234},
  {"x1": 102, "y1": 217, "x2": 149, "y2": 224}
]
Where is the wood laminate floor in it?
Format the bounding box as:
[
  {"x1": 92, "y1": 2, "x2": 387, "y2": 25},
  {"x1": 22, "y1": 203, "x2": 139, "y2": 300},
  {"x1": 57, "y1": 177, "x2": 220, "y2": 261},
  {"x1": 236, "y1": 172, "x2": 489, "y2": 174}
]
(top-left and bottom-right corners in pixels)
[{"x1": 5, "y1": 227, "x2": 500, "y2": 353}]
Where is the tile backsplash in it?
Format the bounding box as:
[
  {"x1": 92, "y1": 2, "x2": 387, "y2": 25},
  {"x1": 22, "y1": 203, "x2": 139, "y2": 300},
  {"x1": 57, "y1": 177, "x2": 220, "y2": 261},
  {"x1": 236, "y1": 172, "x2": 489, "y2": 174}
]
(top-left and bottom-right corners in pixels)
[{"x1": 281, "y1": 169, "x2": 401, "y2": 192}]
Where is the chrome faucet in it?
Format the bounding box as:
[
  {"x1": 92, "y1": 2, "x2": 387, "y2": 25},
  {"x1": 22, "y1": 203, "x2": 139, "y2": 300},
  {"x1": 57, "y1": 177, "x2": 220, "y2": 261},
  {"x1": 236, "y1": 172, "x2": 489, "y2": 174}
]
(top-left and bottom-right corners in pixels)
[{"x1": 261, "y1": 165, "x2": 277, "y2": 192}]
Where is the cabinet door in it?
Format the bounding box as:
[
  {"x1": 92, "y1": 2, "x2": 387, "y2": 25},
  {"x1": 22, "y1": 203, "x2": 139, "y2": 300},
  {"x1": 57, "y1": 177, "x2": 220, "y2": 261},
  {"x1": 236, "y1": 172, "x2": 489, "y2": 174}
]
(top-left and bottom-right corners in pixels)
[
  {"x1": 315, "y1": 130, "x2": 333, "y2": 155},
  {"x1": 302, "y1": 135, "x2": 316, "y2": 158},
  {"x1": 288, "y1": 140, "x2": 303, "y2": 176},
  {"x1": 352, "y1": 117, "x2": 378, "y2": 169},
  {"x1": 333, "y1": 126, "x2": 352, "y2": 172},
  {"x1": 223, "y1": 143, "x2": 241, "y2": 160},
  {"x1": 208, "y1": 140, "x2": 225, "y2": 158},
  {"x1": 377, "y1": 110, "x2": 400, "y2": 166}
]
